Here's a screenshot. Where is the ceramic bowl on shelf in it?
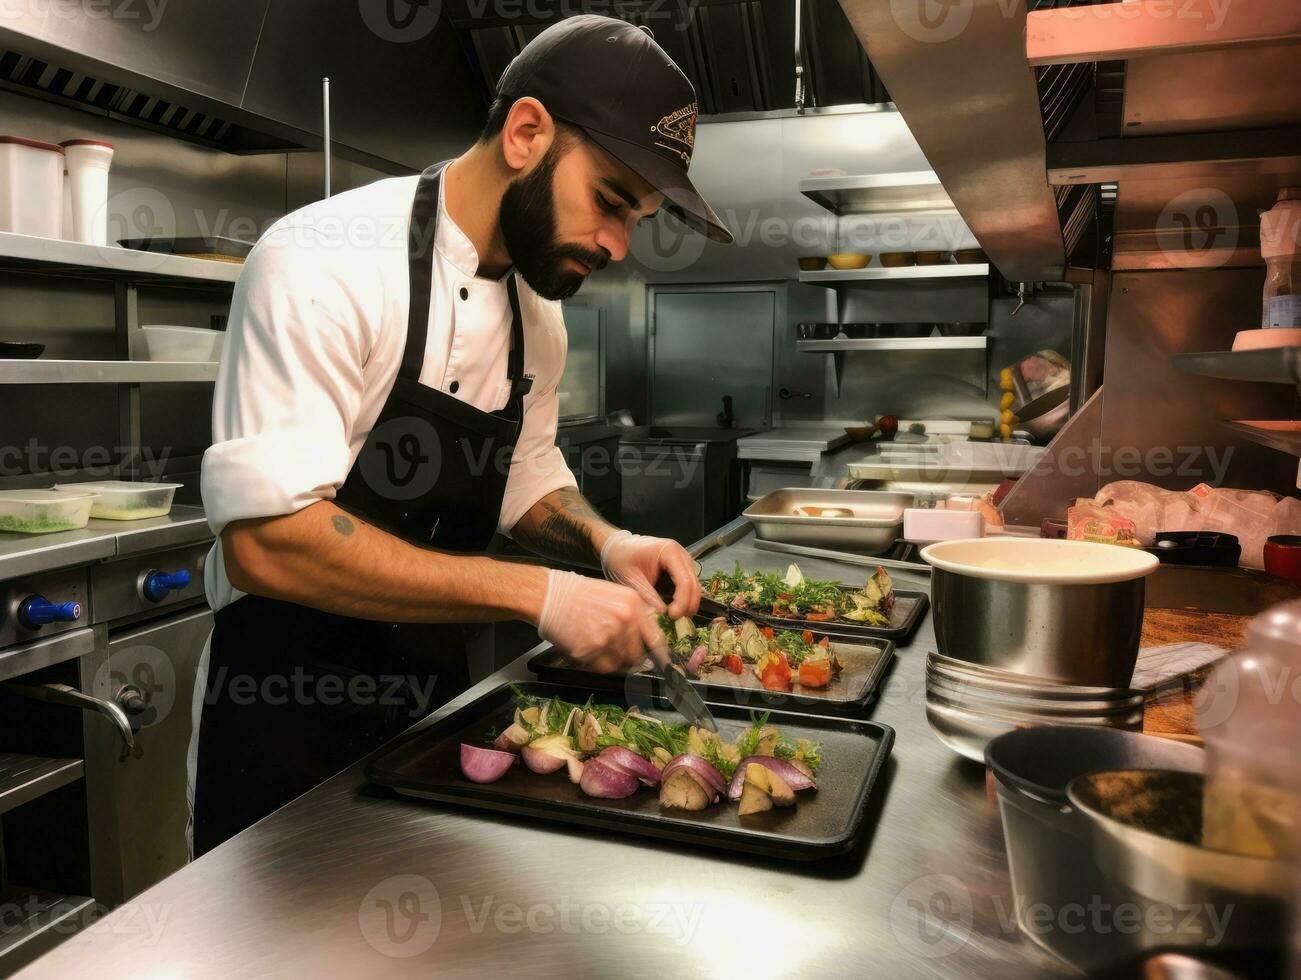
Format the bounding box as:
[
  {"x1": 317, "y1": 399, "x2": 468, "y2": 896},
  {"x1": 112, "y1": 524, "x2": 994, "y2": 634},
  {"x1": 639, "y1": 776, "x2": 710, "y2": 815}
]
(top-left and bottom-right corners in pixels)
[
  {"x1": 797, "y1": 256, "x2": 828, "y2": 272},
  {"x1": 879, "y1": 251, "x2": 917, "y2": 268},
  {"x1": 826, "y1": 253, "x2": 871, "y2": 271},
  {"x1": 915, "y1": 250, "x2": 952, "y2": 265},
  {"x1": 955, "y1": 248, "x2": 987, "y2": 264}
]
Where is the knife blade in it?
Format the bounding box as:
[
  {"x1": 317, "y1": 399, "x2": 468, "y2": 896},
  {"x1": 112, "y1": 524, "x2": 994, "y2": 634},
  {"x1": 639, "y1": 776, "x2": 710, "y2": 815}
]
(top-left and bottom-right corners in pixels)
[{"x1": 647, "y1": 642, "x2": 718, "y2": 733}]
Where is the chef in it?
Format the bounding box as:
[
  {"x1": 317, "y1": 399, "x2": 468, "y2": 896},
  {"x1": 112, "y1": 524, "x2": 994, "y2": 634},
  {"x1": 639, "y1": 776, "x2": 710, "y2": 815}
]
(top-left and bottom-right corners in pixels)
[{"x1": 191, "y1": 16, "x2": 733, "y2": 854}]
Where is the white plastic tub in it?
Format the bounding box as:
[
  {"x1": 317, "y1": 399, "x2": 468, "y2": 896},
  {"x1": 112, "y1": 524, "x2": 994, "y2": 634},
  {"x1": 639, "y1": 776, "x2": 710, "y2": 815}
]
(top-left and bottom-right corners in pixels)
[
  {"x1": 53, "y1": 480, "x2": 182, "y2": 520},
  {"x1": 140, "y1": 325, "x2": 224, "y2": 362},
  {"x1": 0, "y1": 489, "x2": 98, "y2": 534},
  {"x1": 0, "y1": 136, "x2": 64, "y2": 238},
  {"x1": 60, "y1": 139, "x2": 114, "y2": 246}
]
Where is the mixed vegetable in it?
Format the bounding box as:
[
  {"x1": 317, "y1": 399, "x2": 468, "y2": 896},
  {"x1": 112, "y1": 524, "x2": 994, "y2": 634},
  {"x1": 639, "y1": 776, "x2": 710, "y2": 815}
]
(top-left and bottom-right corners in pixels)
[
  {"x1": 460, "y1": 688, "x2": 822, "y2": 814},
  {"x1": 658, "y1": 615, "x2": 843, "y2": 692},
  {"x1": 704, "y1": 563, "x2": 896, "y2": 626}
]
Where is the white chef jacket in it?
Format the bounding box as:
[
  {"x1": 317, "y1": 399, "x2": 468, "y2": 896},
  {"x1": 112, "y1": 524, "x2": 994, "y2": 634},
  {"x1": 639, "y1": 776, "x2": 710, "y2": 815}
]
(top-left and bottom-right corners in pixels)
[{"x1": 200, "y1": 172, "x2": 578, "y2": 614}]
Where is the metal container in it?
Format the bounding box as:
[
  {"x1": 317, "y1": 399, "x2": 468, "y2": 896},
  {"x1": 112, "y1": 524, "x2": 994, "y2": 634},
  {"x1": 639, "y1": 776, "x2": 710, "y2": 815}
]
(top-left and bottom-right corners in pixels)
[
  {"x1": 743, "y1": 488, "x2": 911, "y2": 554},
  {"x1": 984, "y1": 728, "x2": 1206, "y2": 972},
  {"x1": 927, "y1": 650, "x2": 1126, "y2": 699},
  {"x1": 925, "y1": 669, "x2": 1144, "y2": 716},
  {"x1": 922, "y1": 538, "x2": 1159, "y2": 687}
]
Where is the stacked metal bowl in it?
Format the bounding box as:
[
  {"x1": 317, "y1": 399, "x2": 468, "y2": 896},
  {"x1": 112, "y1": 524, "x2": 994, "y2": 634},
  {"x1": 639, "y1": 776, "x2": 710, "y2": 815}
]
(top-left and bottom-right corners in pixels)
[
  {"x1": 925, "y1": 651, "x2": 1145, "y2": 761},
  {"x1": 919, "y1": 538, "x2": 1160, "y2": 761}
]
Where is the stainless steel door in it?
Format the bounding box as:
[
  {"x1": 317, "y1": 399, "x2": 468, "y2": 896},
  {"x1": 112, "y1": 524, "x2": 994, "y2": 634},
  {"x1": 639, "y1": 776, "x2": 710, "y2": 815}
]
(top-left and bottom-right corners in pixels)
[
  {"x1": 557, "y1": 304, "x2": 603, "y2": 423},
  {"x1": 650, "y1": 289, "x2": 776, "y2": 428},
  {"x1": 83, "y1": 606, "x2": 212, "y2": 905}
]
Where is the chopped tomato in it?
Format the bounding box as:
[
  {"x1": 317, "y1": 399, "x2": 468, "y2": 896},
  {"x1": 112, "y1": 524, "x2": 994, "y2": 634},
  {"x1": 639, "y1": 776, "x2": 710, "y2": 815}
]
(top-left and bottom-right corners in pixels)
[
  {"x1": 803, "y1": 610, "x2": 834, "y2": 622},
  {"x1": 760, "y1": 661, "x2": 792, "y2": 692},
  {"x1": 798, "y1": 659, "x2": 832, "y2": 688},
  {"x1": 722, "y1": 653, "x2": 743, "y2": 675},
  {"x1": 801, "y1": 630, "x2": 814, "y2": 644},
  {"x1": 760, "y1": 627, "x2": 775, "y2": 639}
]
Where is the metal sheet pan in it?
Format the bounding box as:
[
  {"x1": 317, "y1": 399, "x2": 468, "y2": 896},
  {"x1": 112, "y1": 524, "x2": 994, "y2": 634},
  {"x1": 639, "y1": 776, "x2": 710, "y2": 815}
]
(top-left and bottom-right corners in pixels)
[
  {"x1": 366, "y1": 681, "x2": 895, "y2": 861},
  {"x1": 699, "y1": 587, "x2": 930, "y2": 646},
  {"x1": 528, "y1": 631, "x2": 896, "y2": 716},
  {"x1": 743, "y1": 489, "x2": 911, "y2": 554}
]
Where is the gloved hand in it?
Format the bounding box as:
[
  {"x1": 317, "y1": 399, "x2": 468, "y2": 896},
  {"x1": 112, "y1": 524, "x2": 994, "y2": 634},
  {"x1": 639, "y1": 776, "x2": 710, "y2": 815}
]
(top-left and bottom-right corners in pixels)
[
  {"x1": 536, "y1": 570, "x2": 668, "y2": 673},
  {"x1": 599, "y1": 529, "x2": 703, "y2": 620}
]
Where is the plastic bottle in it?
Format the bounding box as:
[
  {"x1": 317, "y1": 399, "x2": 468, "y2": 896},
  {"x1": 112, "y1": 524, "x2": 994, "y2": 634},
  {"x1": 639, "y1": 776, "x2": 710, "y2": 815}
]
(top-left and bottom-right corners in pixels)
[
  {"x1": 1261, "y1": 188, "x2": 1301, "y2": 329},
  {"x1": 1195, "y1": 599, "x2": 1301, "y2": 859}
]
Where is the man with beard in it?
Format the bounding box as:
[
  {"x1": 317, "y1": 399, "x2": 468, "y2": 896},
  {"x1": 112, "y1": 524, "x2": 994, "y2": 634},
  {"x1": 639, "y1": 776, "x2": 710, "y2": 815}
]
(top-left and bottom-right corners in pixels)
[{"x1": 191, "y1": 15, "x2": 732, "y2": 853}]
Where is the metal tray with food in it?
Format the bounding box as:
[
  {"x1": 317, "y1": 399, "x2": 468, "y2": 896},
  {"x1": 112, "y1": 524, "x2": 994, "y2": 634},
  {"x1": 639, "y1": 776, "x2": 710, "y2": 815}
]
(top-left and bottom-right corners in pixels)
[
  {"x1": 743, "y1": 488, "x2": 912, "y2": 554},
  {"x1": 528, "y1": 616, "x2": 896, "y2": 716},
  {"x1": 367, "y1": 681, "x2": 894, "y2": 860},
  {"x1": 700, "y1": 561, "x2": 929, "y2": 644}
]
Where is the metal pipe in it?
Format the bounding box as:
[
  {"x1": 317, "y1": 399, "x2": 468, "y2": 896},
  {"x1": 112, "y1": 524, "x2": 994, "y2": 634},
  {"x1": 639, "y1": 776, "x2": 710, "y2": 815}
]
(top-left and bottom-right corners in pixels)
[
  {"x1": 793, "y1": 0, "x2": 805, "y2": 114},
  {"x1": 322, "y1": 76, "x2": 332, "y2": 199}
]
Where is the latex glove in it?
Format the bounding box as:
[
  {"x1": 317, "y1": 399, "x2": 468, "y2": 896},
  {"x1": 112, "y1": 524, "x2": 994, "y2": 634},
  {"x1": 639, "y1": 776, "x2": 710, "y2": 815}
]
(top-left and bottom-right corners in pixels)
[
  {"x1": 600, "y1": 529, "x2": 702, "y2": 620},
  {"x1": 537, "y1": 570, "x2": 668, "y2": 673}
]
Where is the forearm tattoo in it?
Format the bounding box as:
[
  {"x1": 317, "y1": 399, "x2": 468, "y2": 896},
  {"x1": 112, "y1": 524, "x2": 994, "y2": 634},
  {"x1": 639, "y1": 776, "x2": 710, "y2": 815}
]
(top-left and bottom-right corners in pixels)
[
  {"x1": 513, "y1": 488, "x2": 612, "y2": 567},
  {"x1": 332, "y1": 514, "x2": 356, "y2": 536}
]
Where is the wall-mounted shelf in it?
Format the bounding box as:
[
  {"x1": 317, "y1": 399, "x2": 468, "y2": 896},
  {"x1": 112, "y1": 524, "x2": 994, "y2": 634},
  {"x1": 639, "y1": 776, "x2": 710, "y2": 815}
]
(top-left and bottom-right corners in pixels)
[
  {"x1": 1173, "y1": 347, "x2": 1301, "y2": 385},
  {"x1": 0, "y1": 232, "x2": 241, "y2": 288},
  {"x1": 798, "y1": 336, "x2": 987, "y2": 353},
  {"x1": 799, "y1": 171, "x2": 955, "y2": 215},
  {"x1": 799, "y1": 263, "x2": 989, "y2": 285},
  {"x1": 0, "y1": 360, "x2": 219, "y2": 384},
  {"x1": 1224, "y1": 420, "x2": 1301, "y2": 457}
]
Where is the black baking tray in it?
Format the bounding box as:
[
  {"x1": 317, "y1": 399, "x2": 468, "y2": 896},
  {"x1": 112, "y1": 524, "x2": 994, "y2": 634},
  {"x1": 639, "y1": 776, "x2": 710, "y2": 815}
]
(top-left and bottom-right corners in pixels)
[
  {"x1": 699, "y1": 587, "x2": 929, "y2": 645},
  {"x1": 528, "y1": 633, "x2": 895, "y2": 716},
  {"x1": 367, "y1": 681, "x2": 894, "y2": 860},
  {"x1": 118, "y1": 235, "x2": 254, "y2": 258}
]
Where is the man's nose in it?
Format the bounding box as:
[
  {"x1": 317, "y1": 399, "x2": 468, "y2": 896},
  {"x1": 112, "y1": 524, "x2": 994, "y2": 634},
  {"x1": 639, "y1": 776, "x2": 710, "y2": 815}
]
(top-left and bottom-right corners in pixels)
[{"x1": 594, "y1": 221, "x2": 629, "y2": 263}]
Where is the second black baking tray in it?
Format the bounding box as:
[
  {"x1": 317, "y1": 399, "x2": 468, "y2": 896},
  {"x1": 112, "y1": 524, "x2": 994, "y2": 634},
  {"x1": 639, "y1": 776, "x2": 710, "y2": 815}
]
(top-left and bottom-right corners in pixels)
[
  {"x1": 528, "y1": 633, "x2": 895, "y2": 716},
  {"x1": 367, "y1": 681, "x2": 894, "y2": 861},
  {"x1": 700, "y1": 587, "x2": 929, "y2": 645}
]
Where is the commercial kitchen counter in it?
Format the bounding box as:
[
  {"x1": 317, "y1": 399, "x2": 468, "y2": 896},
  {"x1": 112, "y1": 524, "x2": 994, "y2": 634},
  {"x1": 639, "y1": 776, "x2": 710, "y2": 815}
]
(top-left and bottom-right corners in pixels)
[{"x1": 19, "y1": 520, "x2": 1071, "y2": 979}]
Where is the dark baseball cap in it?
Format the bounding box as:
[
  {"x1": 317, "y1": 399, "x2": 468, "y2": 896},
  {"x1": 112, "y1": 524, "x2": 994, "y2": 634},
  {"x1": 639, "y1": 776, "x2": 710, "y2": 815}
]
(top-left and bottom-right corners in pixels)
[{"x1": 496, "y1": 15, "x2": 733, "y2": 244}]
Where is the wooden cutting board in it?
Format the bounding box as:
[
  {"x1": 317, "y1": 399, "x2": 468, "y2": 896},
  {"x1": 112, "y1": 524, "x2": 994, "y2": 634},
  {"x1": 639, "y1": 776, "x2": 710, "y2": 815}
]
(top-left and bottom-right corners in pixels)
[{"x1": 1140, "y1": 608, "x2": 1252, "y2": 744}]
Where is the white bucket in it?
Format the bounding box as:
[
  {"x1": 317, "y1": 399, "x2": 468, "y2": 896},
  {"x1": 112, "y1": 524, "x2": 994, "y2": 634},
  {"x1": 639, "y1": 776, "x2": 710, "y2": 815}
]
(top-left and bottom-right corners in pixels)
[{"x1": 61, "y1": 139, "x2": 114, "y2": 246}]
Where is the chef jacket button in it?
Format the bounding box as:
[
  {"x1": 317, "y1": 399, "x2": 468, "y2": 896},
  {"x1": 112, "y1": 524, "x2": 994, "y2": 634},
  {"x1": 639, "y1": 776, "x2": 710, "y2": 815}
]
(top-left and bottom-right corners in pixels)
[
  {"x1": 449, "y1": 380, "x2": 460, "y2": 394},
  {"x1": 459, "y1": 287, "x2": 469, "y2": 300}
]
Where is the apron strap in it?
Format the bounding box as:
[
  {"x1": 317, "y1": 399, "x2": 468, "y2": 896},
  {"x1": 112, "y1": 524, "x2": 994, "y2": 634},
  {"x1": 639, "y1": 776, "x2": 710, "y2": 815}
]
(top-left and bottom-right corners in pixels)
[
  {"x1": 505, "y1": 275, "x2": 532, "y2": 399},
  {"x1": 399, "y1": 163, "x2": 446, "y2": 383}
]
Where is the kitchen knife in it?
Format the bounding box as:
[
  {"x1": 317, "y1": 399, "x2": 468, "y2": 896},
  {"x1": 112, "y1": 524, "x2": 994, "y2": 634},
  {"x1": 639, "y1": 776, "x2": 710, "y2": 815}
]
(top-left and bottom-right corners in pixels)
[{"x1": 647, "y1": 641, "x2": 718, "y2": 733}]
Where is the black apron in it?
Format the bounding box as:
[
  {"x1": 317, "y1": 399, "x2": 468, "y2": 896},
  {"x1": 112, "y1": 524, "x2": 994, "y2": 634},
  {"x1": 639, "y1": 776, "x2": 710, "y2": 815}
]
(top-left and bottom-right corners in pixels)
[{"x1": 194, "y1": 164, "x2": 532, "y2": 855}]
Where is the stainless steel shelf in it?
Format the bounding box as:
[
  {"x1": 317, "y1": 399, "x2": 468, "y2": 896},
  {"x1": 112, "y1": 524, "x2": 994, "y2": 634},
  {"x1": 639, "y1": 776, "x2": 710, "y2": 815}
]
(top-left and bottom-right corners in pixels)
[
  {"x1": 1173, "y1": 347, "x2": 1301, "y2": 385},
  {"x1": 0, "y1": 360, "x2": 219, "y2": 384},
  {"x1": 0, "y1": 506, "x2": 211, "y2": 579},
  {"x1": 798, "y1": 263, "x2": 989, "y2": 285},
  {"x1": 0, "y1": 753, "x2": 85, "y2": 817},
  {"x1": 797, "y1": 336, "x2": 988, "y2": 353},
  {"x1": 1224, "y1": 421, "x2": 1301, "y2": 457},
  {"x1": 0, "y1": 888, "x2": 96, "y2": 969},
  {"x1": 798, "y1": 171, "x2": 955, "y2": 215},
  {"x1": 0, "y1": 231, "x2": 241, "y2": 286}
]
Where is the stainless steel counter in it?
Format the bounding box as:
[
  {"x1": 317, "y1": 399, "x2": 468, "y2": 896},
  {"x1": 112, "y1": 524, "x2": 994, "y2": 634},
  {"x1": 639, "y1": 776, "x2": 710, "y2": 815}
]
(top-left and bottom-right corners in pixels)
[
  {"x1": 19, "y1": 520, "x2": 1071, "y2": 979},
  {"x1": 0, "y1": 506, "x2": 212, "y2": 579}
]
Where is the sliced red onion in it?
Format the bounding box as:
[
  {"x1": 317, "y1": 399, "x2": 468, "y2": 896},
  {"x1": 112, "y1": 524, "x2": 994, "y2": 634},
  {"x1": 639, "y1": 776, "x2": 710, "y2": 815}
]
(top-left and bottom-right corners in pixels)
[
  {"x1": 460, "y1": 743, "x2": 516, "y2": 783},
  {"x1": 493, "y1": 722, "x2": 530, "y2": 752},
  {"x1": 579, "y1": 758, "x2": 640, "y2": 798},
  {"x1": 661, "y1": 753, "x2": 726, "y2": 796},
  {"x1": 726, "y1": 755, "x2": 816, "y2": 800},
  {"x1": 659, "y1": 765, "x2": 717, "y2": 810},
  {"x1": 521, "y1": 734, "x2": 573, "y2": 774},
  {"x1": 685, "y1": 645, "x2": 708, "y2": 678},
  {"x1": 597, "y1": 746, "x2": 661, "y2": 786},
  {"x1": 566, "y1": 756, "x2": 585, "y2": 784}
]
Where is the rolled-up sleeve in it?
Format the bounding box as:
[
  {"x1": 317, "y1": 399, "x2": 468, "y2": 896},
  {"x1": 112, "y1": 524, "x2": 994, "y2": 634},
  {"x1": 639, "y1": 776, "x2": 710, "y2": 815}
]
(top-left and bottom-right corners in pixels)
[
  {"x1": 201, "y1": 232, "x2": 376, "y2": 536},
  {"x1": 497, "y1": 306, "x2": 578, "y2": 535}
]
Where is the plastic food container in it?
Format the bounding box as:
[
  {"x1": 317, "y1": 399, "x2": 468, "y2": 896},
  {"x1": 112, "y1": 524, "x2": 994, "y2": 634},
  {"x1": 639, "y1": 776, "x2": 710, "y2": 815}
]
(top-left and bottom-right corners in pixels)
[
  {"x1": 0, "y1": 489, "x2": 98, "y2": 534},
  {"x1": 140, "y1": 325, "x2": 224, "y2": 362},
  {"x1": 0, "y1": 136, "x2": 64, "y2": 238},
  {"x1": 60, "y1": 139, "x2": 114, "y2": 246},
  {"x1": 53, "y1": 480, "x2": 182, "y2": 520},
  {"x1": 903, "y1": 506, "x2": 983, "y2": 543}
]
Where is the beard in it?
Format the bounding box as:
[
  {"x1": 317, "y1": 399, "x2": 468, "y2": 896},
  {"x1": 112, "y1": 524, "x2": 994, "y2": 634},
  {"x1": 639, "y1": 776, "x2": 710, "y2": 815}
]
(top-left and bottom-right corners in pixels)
[{"x1": 499, "y1": 145, "x2": 609, "y2": 301}]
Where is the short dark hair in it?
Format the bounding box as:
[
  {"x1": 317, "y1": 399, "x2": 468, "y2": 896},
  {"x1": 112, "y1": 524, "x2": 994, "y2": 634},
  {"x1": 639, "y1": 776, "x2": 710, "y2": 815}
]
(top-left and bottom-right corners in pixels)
[{"x1": 479, "y1": 95, "x2": 583, "y2": 148}]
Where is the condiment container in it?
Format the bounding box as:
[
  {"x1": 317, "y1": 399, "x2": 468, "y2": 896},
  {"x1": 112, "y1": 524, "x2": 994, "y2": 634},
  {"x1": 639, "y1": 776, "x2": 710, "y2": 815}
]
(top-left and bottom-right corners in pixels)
[
  {"x1": 0, "y1": 489, "x2": 98, "y2": 534},
  {"x1": 53, "y1": 480, "x2": 182, "y2": 521},
  {"x1": 0, "y1": 136, "x2": 64, "y2": 238},
  {"x1": 60, "y1": 139, "x2": 114, "y2": 246},
  {"x1": 903, "y1": 505, "x2": 982, "y2": 543},
  {"x1": 1261, "y1": 187, "x2": 1301, "y2": 329},
  {"x1": 140, "y1": 325, "x2": 224, "y2": 362}
]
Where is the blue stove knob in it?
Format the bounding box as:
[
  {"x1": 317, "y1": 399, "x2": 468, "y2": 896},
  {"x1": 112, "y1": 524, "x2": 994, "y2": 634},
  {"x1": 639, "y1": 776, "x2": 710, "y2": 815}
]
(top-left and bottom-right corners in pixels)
[
  {"x1": 18, "y1": 595, "x2": 82, "y2": 630},
  {"x1": 142, "y1": 569, "x2": 191, "y2": 602}
]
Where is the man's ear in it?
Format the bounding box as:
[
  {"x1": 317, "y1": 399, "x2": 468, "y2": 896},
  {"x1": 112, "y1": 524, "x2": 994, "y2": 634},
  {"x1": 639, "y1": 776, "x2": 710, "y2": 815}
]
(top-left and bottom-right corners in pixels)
[{"x1": 500, "y1": 97, "x2": 556, "y2": 175}]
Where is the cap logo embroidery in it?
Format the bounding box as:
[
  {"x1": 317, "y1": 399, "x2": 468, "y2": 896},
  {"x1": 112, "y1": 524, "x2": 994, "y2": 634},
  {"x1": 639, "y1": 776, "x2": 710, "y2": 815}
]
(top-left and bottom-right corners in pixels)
[{"x1": 650, "y1": 102, "x2": 697, "y2": 165}]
